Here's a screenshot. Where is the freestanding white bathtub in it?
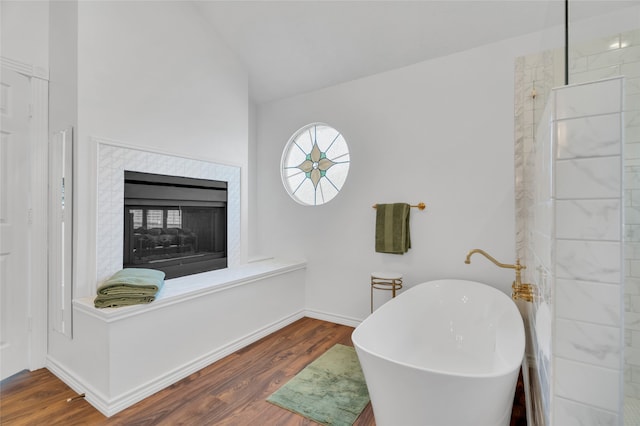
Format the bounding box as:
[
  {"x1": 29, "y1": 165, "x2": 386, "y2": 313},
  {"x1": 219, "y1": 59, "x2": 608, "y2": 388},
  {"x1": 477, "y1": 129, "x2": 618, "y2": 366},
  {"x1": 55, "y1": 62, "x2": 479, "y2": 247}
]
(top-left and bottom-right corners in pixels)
[{"x1": 352, "y1": 279, "x2": 525, "y2": 426}]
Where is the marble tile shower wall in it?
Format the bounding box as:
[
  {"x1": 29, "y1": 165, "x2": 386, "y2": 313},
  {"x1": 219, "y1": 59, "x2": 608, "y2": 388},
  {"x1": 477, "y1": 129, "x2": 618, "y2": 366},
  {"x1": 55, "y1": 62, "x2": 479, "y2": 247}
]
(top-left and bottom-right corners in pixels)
[
  {"x1": 552, "y1": 78, "x2": 623, "y2": 424},
  {"x1": 568, "y1": 28, "x2": 640, "y2": 404},
  {"x1": 521, "y1": 78, "x2": 623, "y2": 425},
  {"x1": 515, "y1": 28, "x2": 637, "y2": 425},
  {"x1": 95, "y1": 139, "x2": 241, "y2": 285},
  {"x1": 515, "y1": 46, "x2": 563, "y2": 426}
]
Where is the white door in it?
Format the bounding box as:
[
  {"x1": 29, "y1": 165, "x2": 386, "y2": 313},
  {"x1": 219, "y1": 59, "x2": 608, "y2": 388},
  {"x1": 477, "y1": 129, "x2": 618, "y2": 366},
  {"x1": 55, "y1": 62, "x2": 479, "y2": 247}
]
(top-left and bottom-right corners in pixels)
[{"x1": 0, "y1": 68, "x2": 31, "y2": 380}]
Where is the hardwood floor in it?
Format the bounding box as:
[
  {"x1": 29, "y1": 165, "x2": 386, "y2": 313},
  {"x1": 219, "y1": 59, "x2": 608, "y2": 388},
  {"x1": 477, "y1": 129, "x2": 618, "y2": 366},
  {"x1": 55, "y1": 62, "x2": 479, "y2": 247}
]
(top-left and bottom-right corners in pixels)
[
  {"x1": 0, "y1": 318, "x2": 374, "y2": 425},
  {"x1": 0, "y1": 317, "x2": 526, "y2": 425}
]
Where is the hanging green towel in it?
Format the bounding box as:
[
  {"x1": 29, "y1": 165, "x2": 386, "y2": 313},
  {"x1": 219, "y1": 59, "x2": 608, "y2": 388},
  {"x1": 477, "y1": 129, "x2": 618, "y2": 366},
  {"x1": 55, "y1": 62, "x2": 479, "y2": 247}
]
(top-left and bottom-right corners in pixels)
[{"x1": 375, "y1": 203, "x2": 411, "y2": 254}]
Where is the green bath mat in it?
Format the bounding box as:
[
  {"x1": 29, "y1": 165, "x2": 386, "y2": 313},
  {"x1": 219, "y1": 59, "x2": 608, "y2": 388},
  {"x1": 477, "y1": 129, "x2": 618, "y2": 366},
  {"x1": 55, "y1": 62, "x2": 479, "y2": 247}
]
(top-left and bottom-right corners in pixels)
[{"x1": 267, "y1": 344, "x2": 370, "y2": 426}]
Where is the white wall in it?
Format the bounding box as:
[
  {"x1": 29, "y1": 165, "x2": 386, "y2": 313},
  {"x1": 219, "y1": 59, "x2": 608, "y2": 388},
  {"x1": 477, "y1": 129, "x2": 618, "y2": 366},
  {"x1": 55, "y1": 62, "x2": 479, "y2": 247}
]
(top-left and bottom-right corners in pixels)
[
  {"x1": 1, "y1": 0, "x2": 49, "y2": 74},
  {"x1": 257, "y1": 38, "x2": 525, "y2": 323},
  {"x1": 73, "y1": 0, "x2": 250, "y2": 298},
  {"x1": 49, "y1": 0, "x2": 77, "y2": 137},
  {"x1": 48, "y1": 0, "x2": 252, "y2": 392},
  {"x1": 255, "y1": 5, "x2": 640, "y2": 324}
]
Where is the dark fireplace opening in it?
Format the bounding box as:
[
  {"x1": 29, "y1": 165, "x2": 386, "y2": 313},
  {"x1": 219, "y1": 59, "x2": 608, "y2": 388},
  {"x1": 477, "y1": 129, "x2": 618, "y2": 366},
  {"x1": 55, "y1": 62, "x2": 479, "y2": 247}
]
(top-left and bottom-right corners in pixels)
[{"x1": 123, "y1": 171, "x2": 227, "y2": 279}]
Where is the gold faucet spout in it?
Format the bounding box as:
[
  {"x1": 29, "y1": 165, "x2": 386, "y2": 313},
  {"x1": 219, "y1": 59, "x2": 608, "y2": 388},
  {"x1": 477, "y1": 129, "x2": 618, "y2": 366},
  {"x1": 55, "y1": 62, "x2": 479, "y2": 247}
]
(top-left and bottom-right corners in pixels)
[
  {"x1": 464, "y1": 249, "x2": 526, "y2": 286},
  {"x1": 465, "y1": 248, "x2": 534, "y2": 302}
]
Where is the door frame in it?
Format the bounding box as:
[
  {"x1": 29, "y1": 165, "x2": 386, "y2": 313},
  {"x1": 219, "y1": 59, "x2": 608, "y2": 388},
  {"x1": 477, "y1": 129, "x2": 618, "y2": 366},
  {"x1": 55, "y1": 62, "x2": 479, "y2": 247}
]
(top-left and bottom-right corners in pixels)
[{"x1": 2, "y1": 56, "x2": 49, "y2": 372}]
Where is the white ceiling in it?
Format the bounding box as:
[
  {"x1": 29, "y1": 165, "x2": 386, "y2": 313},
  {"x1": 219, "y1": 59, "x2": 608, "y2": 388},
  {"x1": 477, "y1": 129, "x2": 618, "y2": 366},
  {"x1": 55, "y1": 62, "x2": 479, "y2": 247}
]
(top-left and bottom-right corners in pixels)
[{"x1": 194, "y1": 1, "x2": 638, "y2": 104}]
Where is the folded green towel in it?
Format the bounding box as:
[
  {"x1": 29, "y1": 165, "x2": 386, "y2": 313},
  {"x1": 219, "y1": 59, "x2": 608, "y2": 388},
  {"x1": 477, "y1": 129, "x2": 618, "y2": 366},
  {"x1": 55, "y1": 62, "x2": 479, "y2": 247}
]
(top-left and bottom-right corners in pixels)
[
  {"x1": 375, "y1": 203, "x2": 411, "y2": 254},
  {"x1": 94, "y1": 268, "x2": 165, "y2": 308},
  {"x1": 94, "y1": 294, "x2": 157, "y2": 309},
  {"x1": 97, "y1": 268, "x2": 165, "y2": 296}
]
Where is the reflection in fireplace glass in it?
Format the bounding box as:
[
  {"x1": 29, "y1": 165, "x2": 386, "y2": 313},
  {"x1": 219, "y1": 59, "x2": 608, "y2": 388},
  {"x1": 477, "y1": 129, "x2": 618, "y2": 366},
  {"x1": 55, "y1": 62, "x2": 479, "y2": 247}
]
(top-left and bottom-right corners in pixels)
[
  {"x1": 125, "y1": 206, "x2": 226, "y2": 272},
  {"x1": 123, "y1": 171, "x2": 228, "y2": 279}
]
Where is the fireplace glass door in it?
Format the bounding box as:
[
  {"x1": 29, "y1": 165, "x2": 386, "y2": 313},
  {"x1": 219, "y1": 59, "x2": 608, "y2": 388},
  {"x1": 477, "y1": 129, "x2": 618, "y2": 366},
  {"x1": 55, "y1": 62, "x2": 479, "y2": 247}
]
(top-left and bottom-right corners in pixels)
[{"x1": 123, "y1": 171, "x2": 227, "y2": 278}]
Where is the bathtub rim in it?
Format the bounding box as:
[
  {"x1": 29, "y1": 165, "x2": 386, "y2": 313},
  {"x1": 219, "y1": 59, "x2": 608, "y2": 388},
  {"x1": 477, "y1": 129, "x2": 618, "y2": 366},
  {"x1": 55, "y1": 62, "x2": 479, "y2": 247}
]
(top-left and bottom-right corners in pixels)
[{"x1": 352, "y1": 278, "x2": 525, "y2": 379}]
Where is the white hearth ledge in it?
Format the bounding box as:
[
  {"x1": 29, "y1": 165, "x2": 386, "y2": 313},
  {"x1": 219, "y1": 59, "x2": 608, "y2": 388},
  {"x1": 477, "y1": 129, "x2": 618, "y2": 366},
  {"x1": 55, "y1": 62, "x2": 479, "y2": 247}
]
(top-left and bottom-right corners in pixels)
[
  {"x1": 74, "y1": 257, "x2": 306, "y2": 321},
  {"x1": 56, "y1": 257, "x2": 306, "y2": 417}
]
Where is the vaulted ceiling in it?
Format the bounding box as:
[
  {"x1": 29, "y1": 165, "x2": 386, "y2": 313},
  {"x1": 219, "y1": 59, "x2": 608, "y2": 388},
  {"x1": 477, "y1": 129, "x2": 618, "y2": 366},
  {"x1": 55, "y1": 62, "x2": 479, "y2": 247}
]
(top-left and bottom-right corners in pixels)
[{"x1": 194, "y1": 1, "x2": 638, "y2": 104}]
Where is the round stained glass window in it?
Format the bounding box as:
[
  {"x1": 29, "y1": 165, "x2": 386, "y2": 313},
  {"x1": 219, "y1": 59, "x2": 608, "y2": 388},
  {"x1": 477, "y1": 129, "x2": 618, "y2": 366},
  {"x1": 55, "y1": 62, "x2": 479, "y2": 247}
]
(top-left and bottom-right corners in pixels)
[{"x1": 281, "y1": 123, "x2": 350, "y2": 206}]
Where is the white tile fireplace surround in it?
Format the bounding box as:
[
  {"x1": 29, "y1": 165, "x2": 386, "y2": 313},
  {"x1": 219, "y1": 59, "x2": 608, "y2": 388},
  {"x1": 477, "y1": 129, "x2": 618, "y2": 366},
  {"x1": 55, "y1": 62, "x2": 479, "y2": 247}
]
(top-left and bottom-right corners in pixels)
[{"x1": 96, "y1": 138, "x2": 241, "y2": 285}]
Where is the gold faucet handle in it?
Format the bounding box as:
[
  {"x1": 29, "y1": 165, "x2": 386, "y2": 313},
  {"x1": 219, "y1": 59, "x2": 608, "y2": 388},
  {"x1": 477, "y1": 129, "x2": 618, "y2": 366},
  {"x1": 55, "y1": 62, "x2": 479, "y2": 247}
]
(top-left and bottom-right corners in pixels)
[{"x1": 512, "y1": 281, "x2": 536, "y2": 303}]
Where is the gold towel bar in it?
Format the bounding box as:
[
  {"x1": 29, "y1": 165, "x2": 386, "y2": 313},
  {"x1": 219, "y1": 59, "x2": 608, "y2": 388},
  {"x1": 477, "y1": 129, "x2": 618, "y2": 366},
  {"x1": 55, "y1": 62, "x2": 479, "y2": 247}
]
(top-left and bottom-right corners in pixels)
[{"x1": 372, "y1": 202, "x2": 426, "y2": 211}]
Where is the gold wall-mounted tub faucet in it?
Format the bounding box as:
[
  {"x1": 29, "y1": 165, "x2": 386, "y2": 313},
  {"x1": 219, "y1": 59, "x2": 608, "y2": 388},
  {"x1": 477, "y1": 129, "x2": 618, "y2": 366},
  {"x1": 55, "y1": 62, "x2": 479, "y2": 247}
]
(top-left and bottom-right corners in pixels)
[{"x1": 464, "y1": 249, "x2": 535, "y2": 302}]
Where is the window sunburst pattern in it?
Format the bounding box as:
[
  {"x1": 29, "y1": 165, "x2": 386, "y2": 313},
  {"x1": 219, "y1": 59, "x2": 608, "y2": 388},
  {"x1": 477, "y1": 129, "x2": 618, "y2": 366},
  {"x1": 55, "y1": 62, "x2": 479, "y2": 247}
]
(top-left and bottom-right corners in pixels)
[{"x1": 281, "y1": 123, "x2": 350, "y2": 206}]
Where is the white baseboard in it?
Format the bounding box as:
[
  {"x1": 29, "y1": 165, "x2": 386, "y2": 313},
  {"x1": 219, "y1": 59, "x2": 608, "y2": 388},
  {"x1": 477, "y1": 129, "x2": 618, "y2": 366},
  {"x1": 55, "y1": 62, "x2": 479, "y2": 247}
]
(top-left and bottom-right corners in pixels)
[
  {"x1": 46, "y1": 356, "x2": 111, "y2": 414},
  {"x1": 305, "y1": 309, "x2": 363, "y2": 328},
  {"x1": 47, "y1": 310, "x2": 305, "y2": 417}
]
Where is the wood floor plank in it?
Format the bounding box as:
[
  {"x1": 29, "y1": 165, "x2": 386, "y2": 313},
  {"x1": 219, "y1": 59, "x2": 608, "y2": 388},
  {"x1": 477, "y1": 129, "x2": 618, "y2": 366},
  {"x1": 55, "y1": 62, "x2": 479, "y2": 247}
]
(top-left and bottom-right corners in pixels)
[{"x1": 0, "y1": 317, "x2": 526, "y2": 425}]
